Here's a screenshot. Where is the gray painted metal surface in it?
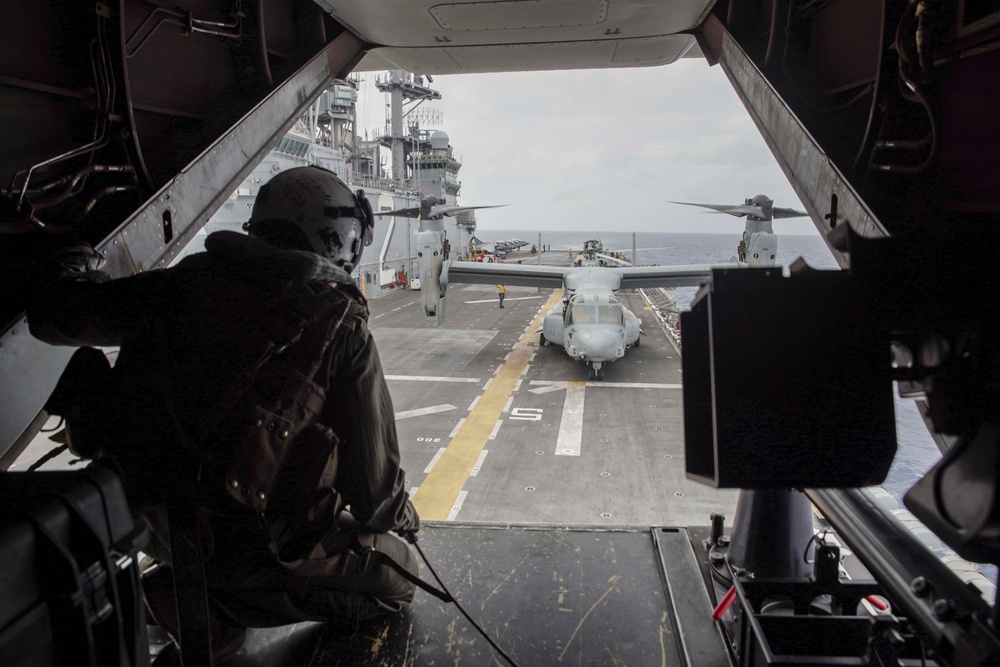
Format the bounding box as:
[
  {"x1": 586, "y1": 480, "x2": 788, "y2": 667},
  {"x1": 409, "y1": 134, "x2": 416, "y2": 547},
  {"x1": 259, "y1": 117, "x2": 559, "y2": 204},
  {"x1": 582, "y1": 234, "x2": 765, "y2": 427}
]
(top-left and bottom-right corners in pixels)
[
  {"x1": 0, "y1": 320, "x2": 74, "y2": 458},
  {"x1": 656, "y1": 527, "x2": 733, "y2": 667}
]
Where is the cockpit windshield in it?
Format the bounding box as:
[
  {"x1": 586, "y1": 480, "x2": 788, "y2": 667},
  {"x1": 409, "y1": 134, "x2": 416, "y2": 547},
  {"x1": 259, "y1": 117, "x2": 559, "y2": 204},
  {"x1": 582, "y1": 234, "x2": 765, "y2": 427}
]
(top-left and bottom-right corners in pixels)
[
  {"x1": 597, "y1": 305, "x2": 623, "y2": 325},
  {"x1": 568, "y1": 305, "x2": 596, "y2": 324}
]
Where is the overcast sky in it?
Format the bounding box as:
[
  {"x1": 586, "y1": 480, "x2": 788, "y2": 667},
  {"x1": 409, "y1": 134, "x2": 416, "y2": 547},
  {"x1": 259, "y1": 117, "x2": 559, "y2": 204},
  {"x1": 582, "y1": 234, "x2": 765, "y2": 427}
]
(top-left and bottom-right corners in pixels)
[{"x1": 355, "y1": 59, "x2": 819, "y2": 235}]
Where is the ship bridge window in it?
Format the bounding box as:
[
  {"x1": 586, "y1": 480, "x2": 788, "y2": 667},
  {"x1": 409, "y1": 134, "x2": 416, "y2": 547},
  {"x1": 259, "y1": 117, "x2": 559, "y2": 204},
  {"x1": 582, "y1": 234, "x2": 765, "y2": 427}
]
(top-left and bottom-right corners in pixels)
[
  {"x1": 277, "y1": 137, "x2": 309, "y2": 156},
  {"x1": 597, "y1": 305, "x2": 623, "y2": 325}
]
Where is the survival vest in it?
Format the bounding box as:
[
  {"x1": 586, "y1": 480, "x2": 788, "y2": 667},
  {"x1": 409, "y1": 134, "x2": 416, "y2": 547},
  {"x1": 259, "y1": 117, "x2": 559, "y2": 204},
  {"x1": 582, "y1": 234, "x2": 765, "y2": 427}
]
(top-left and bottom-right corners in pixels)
[
  {"x1": 196, "y1": 282, "x2": 446, "y2": 598},
  {"x1": 192, "y1": 281, "x2": 354, "y2": 561}
]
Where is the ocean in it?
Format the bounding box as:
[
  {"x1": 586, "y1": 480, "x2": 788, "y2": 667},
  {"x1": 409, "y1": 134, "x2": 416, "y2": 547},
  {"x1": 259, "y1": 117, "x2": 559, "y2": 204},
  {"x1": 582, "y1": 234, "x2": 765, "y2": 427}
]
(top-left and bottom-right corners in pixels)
[{"x1": 472, "y1": 230, "x2": 943, "y2": 508}]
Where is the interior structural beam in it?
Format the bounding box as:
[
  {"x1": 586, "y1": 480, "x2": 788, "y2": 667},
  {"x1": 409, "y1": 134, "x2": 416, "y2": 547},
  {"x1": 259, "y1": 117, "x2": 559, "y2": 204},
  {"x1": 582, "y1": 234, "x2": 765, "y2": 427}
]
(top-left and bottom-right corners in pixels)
[{"x1": 695, "y1": 12, "x2": 888, "y2": 268}]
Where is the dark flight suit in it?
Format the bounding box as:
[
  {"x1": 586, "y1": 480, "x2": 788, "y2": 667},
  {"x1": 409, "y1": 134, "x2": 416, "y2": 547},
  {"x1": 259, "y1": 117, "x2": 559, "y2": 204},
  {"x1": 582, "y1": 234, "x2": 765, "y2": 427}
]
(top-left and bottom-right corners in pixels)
[{"x1": 28, "y1": 231, "x2": 420, "y2": 630}]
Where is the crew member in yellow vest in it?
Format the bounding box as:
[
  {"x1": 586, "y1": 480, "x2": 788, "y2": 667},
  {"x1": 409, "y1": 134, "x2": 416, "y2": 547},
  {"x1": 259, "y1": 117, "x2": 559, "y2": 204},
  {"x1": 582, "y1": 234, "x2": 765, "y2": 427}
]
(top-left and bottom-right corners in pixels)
[{"x1": 497, "y1": 284, "x2": 506, "y2": 308}]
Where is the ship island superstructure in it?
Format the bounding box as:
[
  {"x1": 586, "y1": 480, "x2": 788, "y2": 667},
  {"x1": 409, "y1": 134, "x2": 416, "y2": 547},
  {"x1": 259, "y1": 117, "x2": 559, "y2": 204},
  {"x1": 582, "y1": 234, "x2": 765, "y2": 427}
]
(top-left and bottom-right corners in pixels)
[{"x1": 180, "y1": 70, "x2": 478, "y2": 299}]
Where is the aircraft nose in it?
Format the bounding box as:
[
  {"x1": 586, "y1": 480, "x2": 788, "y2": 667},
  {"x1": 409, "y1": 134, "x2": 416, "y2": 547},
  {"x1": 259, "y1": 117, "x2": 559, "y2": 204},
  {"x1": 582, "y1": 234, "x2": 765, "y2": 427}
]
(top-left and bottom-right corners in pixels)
[{"x1": 577, "y1": 329, "x2": 621, "y2": 362}]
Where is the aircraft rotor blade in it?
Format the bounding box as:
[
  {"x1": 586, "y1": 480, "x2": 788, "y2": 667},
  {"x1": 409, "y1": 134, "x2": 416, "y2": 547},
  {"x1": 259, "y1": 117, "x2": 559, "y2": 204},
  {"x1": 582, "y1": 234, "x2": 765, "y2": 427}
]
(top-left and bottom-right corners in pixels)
[
  {"x1": 376, "y1": 206, "x2": 420, "y2": 218},
  {"x1": 447, "y1": 261, "x2": 566, "y2": 289},
  {"x1": 431, "y1": 204, "x2": 507, "y2": 218},
  {"x1": 603, "y1": 246, "x2": 671, "y2": 253},
  {"x1": 717, "y1": 205, "x2": 765, "y2": 217},
  {"x1": 772, "y1": 207, "x2": 809, "y2": 218},
  {"x1": 616, "y1": 263, "x2": 732, "y2": 289},
  {"x1": 669, "y1": 201, "x2": 751, "y2": 218},
  {"x1": 670, "y1": 198, "x2": 806, "y2": 220}
]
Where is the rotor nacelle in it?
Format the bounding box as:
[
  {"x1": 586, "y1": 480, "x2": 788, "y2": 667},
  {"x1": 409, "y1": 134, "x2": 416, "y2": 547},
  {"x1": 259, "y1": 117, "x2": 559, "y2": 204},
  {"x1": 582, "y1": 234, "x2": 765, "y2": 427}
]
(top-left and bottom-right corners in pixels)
[{"x1": 416, "y1": 228, "x2": 448, "y2": 324}]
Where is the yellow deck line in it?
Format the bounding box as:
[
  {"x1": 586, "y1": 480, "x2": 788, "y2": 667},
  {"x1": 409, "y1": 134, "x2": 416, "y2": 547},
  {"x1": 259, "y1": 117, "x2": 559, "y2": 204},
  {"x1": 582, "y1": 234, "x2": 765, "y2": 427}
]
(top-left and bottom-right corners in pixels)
[{"x1": 412, "y1": 289, "x2": 565, "y2": 519}]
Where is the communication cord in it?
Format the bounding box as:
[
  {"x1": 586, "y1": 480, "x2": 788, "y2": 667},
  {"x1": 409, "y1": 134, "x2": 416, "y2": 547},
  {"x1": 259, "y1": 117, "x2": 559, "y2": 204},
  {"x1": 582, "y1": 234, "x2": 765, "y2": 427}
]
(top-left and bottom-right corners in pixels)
[
  {"x1": 408, "y1": 533, "x2": 522, "y2": 667},
  {"x1": 27, "y1": 443, "x2": 69, "y2": 471}
]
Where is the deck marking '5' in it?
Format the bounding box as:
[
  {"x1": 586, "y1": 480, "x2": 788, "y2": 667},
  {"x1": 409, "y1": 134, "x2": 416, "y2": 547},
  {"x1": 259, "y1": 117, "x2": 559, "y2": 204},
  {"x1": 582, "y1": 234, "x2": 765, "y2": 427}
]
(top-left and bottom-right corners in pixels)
[{"x1": 411, "y1": 289, "x2": 564, "y2": 519}]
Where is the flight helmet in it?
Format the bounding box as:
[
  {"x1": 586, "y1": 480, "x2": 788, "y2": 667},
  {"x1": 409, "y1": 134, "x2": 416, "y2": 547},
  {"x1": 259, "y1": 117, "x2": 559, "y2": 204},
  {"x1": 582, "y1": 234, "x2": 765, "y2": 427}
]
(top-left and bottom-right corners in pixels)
[{"x1": 244, "y1": 166, "x2": 374, "y2": 272}]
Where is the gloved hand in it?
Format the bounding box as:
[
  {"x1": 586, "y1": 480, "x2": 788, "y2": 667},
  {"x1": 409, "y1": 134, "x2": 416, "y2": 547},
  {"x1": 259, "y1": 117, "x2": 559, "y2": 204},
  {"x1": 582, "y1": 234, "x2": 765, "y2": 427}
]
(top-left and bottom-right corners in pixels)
[
  {"x1": 392, "y1": 496, "x2": 420, "y2": 543},
  {"x1": 55, "y1": 243, "x2": 106, "y2": 277}
]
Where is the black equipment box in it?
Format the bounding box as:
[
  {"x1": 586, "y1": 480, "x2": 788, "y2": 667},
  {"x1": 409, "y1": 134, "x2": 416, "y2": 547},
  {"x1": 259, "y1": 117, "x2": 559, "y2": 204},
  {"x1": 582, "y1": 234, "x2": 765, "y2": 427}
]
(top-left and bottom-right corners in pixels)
[
  {"x1": 682, "y1": 268, "x2": 897, "y2": 488},
  {"x1": 0, "y1": 467, "x2": 149, "y2": 666}
]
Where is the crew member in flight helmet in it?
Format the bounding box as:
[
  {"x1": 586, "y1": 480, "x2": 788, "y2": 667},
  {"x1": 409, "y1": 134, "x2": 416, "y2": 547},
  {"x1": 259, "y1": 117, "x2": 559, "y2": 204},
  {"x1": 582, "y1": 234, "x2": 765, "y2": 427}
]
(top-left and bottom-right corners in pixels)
[{"x1": 29, "y1": 165, "x2": 420, "y2": 659}]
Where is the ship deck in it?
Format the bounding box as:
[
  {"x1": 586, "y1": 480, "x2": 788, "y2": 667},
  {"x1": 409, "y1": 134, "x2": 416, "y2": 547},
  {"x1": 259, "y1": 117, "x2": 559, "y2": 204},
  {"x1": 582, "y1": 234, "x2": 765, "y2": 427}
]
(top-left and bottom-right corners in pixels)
[{"x1": 378, "y1": 250, "x2": 737, "y2": 527}]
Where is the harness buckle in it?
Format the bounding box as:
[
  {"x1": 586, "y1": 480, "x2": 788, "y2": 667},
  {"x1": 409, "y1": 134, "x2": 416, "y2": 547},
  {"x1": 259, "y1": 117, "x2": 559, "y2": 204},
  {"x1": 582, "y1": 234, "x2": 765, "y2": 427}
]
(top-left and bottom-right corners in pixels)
[{"x1": 356, "y1": 545, "x2": 376, "y2": 573}]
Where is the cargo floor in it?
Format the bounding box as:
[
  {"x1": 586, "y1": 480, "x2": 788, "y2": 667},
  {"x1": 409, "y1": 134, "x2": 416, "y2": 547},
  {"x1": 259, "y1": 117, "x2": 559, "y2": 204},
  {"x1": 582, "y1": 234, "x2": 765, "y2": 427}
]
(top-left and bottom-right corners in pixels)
[{"x1": 223, "y1": 523, "x2": 730, "y2": 666}]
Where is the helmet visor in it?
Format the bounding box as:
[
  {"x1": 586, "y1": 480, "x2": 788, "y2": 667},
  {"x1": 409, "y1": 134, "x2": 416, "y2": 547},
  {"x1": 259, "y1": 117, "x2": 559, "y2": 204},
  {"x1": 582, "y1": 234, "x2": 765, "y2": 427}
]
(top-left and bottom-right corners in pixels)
[{"x1": 355, "y1": 190, "x2": 374, "y2": 247}]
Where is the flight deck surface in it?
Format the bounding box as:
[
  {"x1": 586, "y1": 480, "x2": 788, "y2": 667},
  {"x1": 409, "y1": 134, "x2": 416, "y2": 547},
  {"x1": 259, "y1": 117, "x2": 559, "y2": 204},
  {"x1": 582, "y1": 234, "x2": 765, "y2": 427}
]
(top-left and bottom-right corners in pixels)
[{"x1": 373, "y1": 251, "x2": 737, "y2": 527}]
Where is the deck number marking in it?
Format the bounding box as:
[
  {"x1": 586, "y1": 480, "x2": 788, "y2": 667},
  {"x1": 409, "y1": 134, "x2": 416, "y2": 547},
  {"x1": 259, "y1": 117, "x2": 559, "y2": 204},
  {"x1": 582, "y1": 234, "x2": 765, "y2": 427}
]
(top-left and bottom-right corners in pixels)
[
  {"x1": 412, "y1": 289, "x2": 565, "y2": 520},
  {"x1": 510, "y1": 408, "x2": 543, "y2": 421}
]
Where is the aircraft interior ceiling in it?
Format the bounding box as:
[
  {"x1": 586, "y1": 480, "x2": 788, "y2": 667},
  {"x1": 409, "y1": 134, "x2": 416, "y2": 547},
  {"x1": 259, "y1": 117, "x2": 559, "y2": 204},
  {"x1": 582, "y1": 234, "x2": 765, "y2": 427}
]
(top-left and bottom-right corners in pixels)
[{"x1": 1, "y1": 1, "x2": 999, "y2": 457}]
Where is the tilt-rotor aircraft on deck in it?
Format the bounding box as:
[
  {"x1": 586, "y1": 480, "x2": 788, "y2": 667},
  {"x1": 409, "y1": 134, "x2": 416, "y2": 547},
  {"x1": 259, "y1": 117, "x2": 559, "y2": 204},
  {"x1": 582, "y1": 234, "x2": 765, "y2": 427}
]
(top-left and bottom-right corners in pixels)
[
  {"x1": 575, "y1": 239, "x2": 633, "y2": 267},
  {"x1": 436, "y1": 256, "x2": 732, "y2": 379},
  {"x1": 3, "y1": 1, "x2": 1000, "y2": 666},
  {"x1": 405, "y1": 198, "x2": 786, "y2": 379},
  {"x1": 670, "y1": 194, "x2": 808, "y2": 267},
  {"x1": 491, "y1": 238, "x2": 529, "y2": 253}
]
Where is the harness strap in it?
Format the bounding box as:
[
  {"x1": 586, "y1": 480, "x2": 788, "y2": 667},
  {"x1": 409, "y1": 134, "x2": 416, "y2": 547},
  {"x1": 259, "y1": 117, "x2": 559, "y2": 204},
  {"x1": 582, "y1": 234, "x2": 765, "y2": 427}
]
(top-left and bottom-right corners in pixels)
[
  {"x1": 352, "y1": 534, "x2": 453, "y2": 603},
  {"x1": 284, "y1": 533, "x2": 452, "y2": 603}
]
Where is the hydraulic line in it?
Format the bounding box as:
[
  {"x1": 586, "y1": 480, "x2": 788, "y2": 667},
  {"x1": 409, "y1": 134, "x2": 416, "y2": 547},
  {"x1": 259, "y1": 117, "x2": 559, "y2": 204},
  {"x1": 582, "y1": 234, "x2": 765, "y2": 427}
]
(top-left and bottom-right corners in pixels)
[
  {"x1": 125, "y1": 1, "x2": 243, "y2": 58},
  {"x1": 29, "y1": 165, "x2": 135, "y2": 210},
  {"x1": 77, "y1": 185, "x2": 134, "y2": 221},
  {"x1": 870, "y1": 0, "x2": 939, "y2": 175},
  {"x1": 10, "y1": 6, "x2": 118, "y2": 211}
]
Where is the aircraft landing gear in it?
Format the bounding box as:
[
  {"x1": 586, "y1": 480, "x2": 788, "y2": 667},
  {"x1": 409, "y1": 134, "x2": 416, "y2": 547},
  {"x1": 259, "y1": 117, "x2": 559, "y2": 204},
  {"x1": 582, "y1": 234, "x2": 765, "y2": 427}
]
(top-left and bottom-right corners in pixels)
[
  {"x1": 589, "y1": 363, "x2": 604, "y2": 381},
  {"x1": 539, "y1": 332, "x2": 548, "y2": 346}
]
